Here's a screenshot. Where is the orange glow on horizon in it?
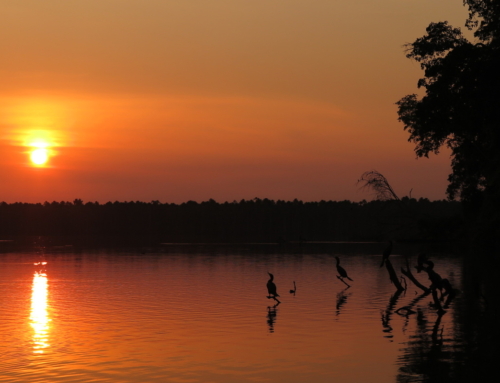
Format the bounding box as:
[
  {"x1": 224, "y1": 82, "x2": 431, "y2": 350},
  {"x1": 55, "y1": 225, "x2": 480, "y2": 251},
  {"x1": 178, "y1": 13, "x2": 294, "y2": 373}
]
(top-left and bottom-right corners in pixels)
[
  {"x1": 2, "y1": 98, "x2": 75, "y2": 168},
  {"x1": 0, "y1": 93, "x2": 453, "y2": 203}
]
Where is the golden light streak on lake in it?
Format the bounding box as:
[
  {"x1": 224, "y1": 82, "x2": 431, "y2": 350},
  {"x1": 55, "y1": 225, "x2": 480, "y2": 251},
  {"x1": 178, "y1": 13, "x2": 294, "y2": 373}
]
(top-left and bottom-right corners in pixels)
[
  {"x1": 0, "y1": 246, "x2": 473, "y2": 382},
  {"x1": 30, "y1": 269, "x2": 50, "y2": 354}
]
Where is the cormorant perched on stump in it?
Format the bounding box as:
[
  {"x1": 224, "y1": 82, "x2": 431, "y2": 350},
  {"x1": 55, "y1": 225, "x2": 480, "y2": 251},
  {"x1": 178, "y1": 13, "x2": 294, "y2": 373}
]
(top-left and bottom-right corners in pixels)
[
  {"x1": 335, "y1": 256, "x2": 353, "y2": 287},
  {"x1": 266, "y1": 273, "x2": 281, "y2": 304}
]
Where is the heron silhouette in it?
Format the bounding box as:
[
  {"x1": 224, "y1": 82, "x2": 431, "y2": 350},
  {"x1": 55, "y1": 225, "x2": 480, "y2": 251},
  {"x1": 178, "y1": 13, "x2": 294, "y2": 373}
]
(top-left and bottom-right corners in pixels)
[
  {"x1": 267, "y1": 273, "x2": 281, "y2": 304},
  {"x1": 335, "y1": 256, "x2": 353, "y2": 287},
  {"x1": 289, "y1": 281, "x2": 296, "y2": 294},
  {"x1": 380, "y1": 240, "x2": 393, "y2": 267}
]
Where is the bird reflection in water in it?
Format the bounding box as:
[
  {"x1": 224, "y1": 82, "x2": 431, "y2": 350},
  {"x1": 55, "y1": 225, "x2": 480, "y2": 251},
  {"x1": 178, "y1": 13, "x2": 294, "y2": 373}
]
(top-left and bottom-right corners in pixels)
[
  {"x1": 31, "y1": 262, "x2": 50, "y2": 354},
  {"x1": 335, "y1": 287, "x2": 351, "y2": 316},
  {"x1": 266, "y1": 304, "x2": 279, "y2": 333}
]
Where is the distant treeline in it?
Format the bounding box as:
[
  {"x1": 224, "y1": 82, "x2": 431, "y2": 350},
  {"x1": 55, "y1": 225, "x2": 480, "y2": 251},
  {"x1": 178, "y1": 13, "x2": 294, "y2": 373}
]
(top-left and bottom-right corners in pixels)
[{"x1": 0, "y1": 198, "x2": 463, "y2": 244}]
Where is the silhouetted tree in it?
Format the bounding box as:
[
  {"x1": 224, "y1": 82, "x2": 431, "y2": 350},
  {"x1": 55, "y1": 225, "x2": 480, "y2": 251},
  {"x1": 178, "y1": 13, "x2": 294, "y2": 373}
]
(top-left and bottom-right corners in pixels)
[
  {"x1": 0, "y1": 198, "x2": 462, "y2": 244},
  {"x1": 396, "y1": 4, "x2": 499, "y2": 380},
  {"x1": 396, "y1": 1, "x2": 500, "y2": 246}
]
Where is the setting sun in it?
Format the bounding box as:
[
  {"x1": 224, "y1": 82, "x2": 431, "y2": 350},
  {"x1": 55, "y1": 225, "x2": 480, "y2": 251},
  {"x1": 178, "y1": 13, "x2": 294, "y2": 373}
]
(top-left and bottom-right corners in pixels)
[{"x1": 30, "y1": 148, "x2": 49, "y2": 166}]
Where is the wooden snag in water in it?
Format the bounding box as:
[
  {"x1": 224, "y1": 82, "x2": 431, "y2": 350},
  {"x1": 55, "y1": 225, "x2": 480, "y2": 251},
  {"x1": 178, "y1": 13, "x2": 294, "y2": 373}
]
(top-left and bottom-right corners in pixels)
[
  {"x1": 400, "y1": 258, "x2": 431, "y2": 293},
  {"x1": 385, "y1": 259, "x2": 405, "y2": 292}
]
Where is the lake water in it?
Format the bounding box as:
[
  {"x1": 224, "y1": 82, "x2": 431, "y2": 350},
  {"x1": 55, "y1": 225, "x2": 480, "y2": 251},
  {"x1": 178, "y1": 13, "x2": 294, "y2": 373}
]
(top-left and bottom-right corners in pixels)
[{"x1": 0, "y1": 243, "x2": 469, "y2": 382}]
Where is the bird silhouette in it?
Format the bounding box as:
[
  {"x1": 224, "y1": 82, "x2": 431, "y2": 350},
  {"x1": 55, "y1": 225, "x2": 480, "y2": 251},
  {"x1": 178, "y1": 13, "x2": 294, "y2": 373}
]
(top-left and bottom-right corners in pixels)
[
  {"x1": 380, "y1": 240, "x2": 393, "y2": 267},
  {"x1": 335, "y1": 256, "x2": 353, "y2": 287},
  {"x1": 267, "y1": 273, "x2": 281, "y2": 304},
  {"x1": 289, "y1": 281, "x2": 296, "y2": 294},
  {"x1": 424, "y1": 260, "x2": 443, "y2": 291}
]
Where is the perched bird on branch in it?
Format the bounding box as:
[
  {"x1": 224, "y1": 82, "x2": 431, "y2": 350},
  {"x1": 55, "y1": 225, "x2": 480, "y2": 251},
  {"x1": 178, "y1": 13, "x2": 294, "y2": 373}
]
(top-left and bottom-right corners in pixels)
[
  {"x1": 380, "y1": 240, "x2": 393, "y2": 267},
  {"x1": 424, "y1": 260, "x2": 443, "y2": 291},
  {"x1": 335, "y1": 256, "x2": 353, "y2": 287},
  {"x1": 266, "y1": 273, "x2": 281, "y2": 304}
]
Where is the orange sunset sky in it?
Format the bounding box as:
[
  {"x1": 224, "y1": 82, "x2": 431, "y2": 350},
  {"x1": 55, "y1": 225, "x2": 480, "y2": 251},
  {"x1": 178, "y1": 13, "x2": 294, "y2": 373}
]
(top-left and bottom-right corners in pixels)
[{"x1": 0, "y1": 1, "x2": 470, "y2": 203}]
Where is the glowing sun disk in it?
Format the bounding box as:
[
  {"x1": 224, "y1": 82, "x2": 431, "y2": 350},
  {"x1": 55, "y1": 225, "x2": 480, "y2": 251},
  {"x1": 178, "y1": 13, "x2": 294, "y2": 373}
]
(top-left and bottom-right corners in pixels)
[{"x1": 31, "y1": 148, "x2": 49, "y2": 165}]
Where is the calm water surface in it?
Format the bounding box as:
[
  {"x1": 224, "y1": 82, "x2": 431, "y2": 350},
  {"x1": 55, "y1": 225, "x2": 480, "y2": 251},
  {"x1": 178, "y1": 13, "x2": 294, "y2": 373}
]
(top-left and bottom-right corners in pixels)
[{"x1": 0, "y1": 244, "x2": 465, "y2": 382}]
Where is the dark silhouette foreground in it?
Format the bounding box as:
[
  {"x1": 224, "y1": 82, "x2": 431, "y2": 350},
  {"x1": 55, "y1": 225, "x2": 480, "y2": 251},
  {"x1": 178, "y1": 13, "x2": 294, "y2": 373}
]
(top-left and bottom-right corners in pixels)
[
  {"x1": 266, "y1": 273, "x2": 280, "y2": 304},
  {"x1": 335, "y1": 256, "x2": 353, "y2": 288}
]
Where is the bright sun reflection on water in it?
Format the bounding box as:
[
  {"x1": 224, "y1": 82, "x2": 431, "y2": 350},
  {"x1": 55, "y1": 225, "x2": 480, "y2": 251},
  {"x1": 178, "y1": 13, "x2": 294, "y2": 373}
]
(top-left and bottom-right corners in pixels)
[{"x1": 30, "y1": 269, "x2": 50, "y2": 354}]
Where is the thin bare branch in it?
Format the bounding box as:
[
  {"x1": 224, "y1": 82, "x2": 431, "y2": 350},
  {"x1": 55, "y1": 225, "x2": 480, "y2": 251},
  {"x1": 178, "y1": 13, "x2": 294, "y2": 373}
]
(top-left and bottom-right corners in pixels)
[{"x1": 357, "y1": 170, "x2": 400, "y2": 201}]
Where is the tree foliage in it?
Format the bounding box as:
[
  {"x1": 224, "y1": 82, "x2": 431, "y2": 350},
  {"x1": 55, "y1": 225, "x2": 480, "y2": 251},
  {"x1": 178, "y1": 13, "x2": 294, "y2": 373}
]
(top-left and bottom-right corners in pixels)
[
  {"x1": 0, "y1": 199, "x2": 462, "y2": 244},
  {"x1": 397, "y1": 0, "x2": 500, "y2": 206},
  {"x1": 396, "y1": 1, "x2": 500, "y2": 206},
  {"x1": 465, "y1": 0, "x2": 500, "y2": 42}
]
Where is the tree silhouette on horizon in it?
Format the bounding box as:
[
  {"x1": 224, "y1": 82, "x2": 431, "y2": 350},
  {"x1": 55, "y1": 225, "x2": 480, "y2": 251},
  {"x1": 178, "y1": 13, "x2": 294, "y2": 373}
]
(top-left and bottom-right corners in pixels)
[{"x1": 396, "y1": 0, "x2": 500, "y2": 247}]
